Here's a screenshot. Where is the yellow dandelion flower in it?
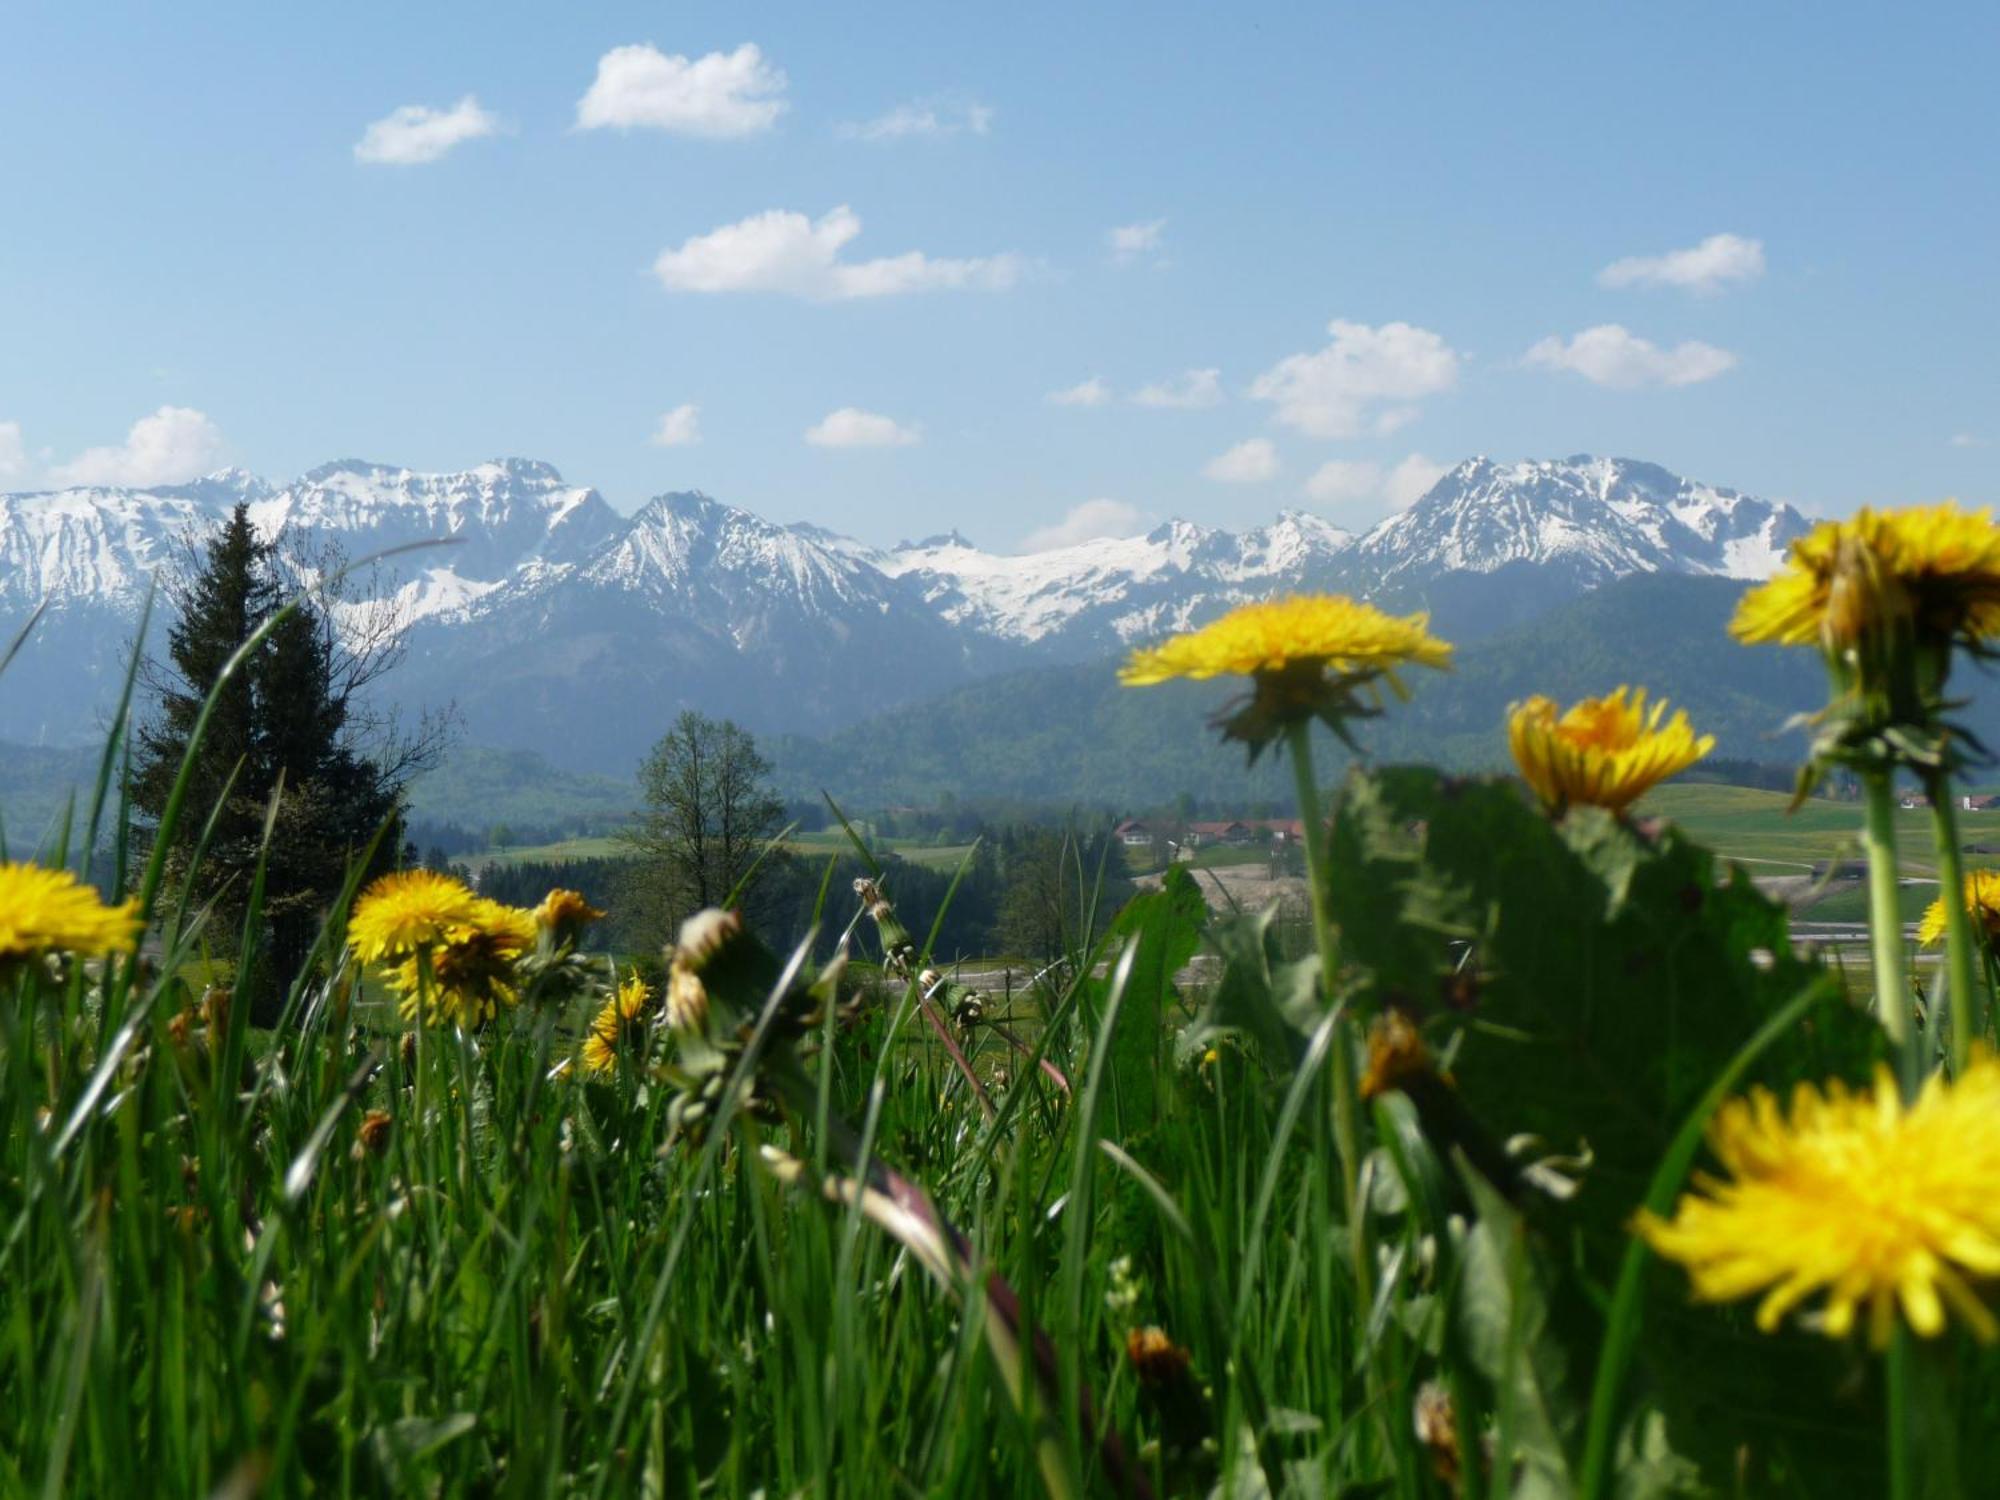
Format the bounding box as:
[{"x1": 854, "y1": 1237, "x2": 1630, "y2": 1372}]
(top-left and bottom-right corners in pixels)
[
  {"x1": 1918, "y1": 869, "x2": 2000, "y2": 948},
  {"x1": 1120, "y1": 594, "x2": 1451, "y2": 685},
  {"x1": 1732, "y1": 502, "x2": 2000, "y2": 650},
  {"x1": 348, "y1": 869, "x2": 480, "y2": 964},
  {"x1": 387, "y1": 898, "x2": 537, "y2": 1028},
  {"x1": 582, "y1": 974, "x2": 653, "y2": 1074},
  {"x1": 1635, "y1": 1057, "x2": 2000, "y2": 1348},
  {"x1": 533, "y1": 887, "x2": 606, "y2": 946},
  {"x1": 0, "y1": 861, "x2": 142, "y2": 963},
  {"x1": 1507, "y1": 687, "x2": 1714, "y2": 814},
  {"x1": 1120, "y1": 594, "x2": 1451, "y2": 750}
]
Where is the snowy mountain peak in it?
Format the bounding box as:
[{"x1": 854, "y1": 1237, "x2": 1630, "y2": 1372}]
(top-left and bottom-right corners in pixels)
[
  {"x1": 585, "y1": 488, "x2": 891, "y2": 617},
  {"x1": 1, "y1": 451, "x2": 1811, "y2": 752},
  {"x1": 1353, "y1": 453, "x2": 1807, "y2": 591}
]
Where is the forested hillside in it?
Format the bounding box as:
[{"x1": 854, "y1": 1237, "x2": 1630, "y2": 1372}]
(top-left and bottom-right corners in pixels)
[{"x1": 773, "y1": 573, "x2": 2000, "y2": 805}]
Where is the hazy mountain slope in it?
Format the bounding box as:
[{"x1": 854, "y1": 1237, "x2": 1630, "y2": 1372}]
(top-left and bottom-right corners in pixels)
[
  {"x1": 770, "y1": 573, "x2": 1949, "y2": 807},
  {"x1": 387, "y1": 491, "x2": 1024, "y2": 771}
]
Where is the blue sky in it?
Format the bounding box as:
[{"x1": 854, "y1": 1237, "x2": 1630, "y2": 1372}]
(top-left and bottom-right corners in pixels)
[{"x1": 2, "y1": 2, "x2": 1995, "y2": 548}]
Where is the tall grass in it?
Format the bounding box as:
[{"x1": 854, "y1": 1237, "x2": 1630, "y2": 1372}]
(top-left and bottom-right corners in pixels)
[{"x1": 12, "y1": 564, "x2": 2000, "y2": 1497}]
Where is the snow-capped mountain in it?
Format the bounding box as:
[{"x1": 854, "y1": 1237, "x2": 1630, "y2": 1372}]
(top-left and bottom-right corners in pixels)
[
  {"x1": 0, "y1": 452, "x2": 1809, "y2": 769},
  {"x1": 1351, "y1": 455, "x2": 1801, "y2": 593},
  {"x1": 251, "y1": 458, "x2": 625, "y2": 626},
  {"x1": 383, "y1": 491, "x2": 1010, "y2": 761},
  {"x1": 872, "y1": 510, "x2": 1354, "y2": 660},
  {"x1": 0, "y1": 470, "x2": 268, "y2": 613}
]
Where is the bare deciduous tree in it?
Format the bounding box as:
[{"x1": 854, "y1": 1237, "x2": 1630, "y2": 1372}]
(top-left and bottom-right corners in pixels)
[{"x1": 619, "y1": 710, "x2": 786, "y2": 950}]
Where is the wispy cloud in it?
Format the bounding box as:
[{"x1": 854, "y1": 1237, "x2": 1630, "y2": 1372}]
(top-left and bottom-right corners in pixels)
[
  {"x1": 51, "y1": 406, "x2": 225, "y2": 487},
  {"x1": 576, "y1": 43, "x2": 786, "y2": 137},
  {"x1": 804, "y1": 407, "x2": 920, "y2": 448},
  {"x1": 1020, "y1": 498, "x2": 1148, "y2": 552},
  {"x1": 1950, "y1": 432, "x2": 1987, "y2": 449},
  {"x1": 354, "y1": 96, "x2": 500, "y2": 166},
  {"x1": 1303, "y1": 453, "x2": 1444, "y2": 513},
  {"x1": 1203, "y1": 437, "x2": 1279, "y2": 483},
  {"x1": 654, "y1": 206, "x2": 1020, "y2": 299},
  {"x1": 0, "y1": 421, "x2": 26, "y2": 481},
  {"x1": 1598, "y1": 232, "x2": 1765, "y2": 294},
  {"x1": 1383, "y1": 453, "x2": 1446, "y2": 508},
  {"x1": 649, "y1": 404, "x2": 701, "y2": 447},
  {"x1": 1250, "y1": 319, "x2": 1460, "y2": 438},
  {"x1": 839, "y1": 97, "x2": 994, "y2": 141},
  {"x1": 1107, "y1": 219, "x2": 1167, "y2": 266},
  {"x1": 1303, "y1": 459, "x2": 1379, "y2": 505},
  {"x1": 1132, "y1": 368, "x2": 1222, "y2": 409},
  {"x1": 1524, "y1": 325, "x2": 1737, "y2": 388},
  {"x1": 1046, "y1": 377, "x2": 1112, "y2": 408}
]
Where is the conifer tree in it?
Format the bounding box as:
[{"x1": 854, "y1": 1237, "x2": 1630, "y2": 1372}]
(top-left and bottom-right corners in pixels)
[{"x1": 134, "y1": 504, "x2": 412, "y2": 1014}]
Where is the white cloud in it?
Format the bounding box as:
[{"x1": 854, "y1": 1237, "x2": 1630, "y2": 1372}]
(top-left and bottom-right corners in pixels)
[
  {"x1": 1384, "y1": 453, "x2": 1448, "y2": 508},
  {"x1": 0, "y1": 421, "x2": 26, "y2": 481},
  {"x1": 650, "y1": 404, "x2": 701, "y2": 447},
  {"x1": 839, "y1": 97, "x2": 994, "y2": 141},
  {"x1": 804, "y1": 408, "x2": 920, "y2": 448},
  {"x1": 576, "y1": 42, "x2": 786, "y2": 137},
  {"x1": 653, "y1": 205, "x2": 1020, "y2": 299},
  {"x1": 1598, "y1": 232, "x2": 1765, "y2": 294},
  {"x1": 52, "y1": 407, "x2": 225, "y2": 488},
  {"x1": 354, "y1": 95, "x2": 500, "y2": 166},
  {"x1": 1950, "y1": 432, "x2": 1987, "y2": 449},
  {"x1": 1523, "y1": 324, "x2": 1737, "y2": 388},
  {"x1": 1303, "y1": 459, "x2": 1380, "y2": 505},
  {"x1": 1107, "y1": 219, "x2": 1167, "y2": 265},
  {"x1": 1302, "y1": 453, "x2": 1446, "y2": 512},
  {"x1": 1203, "y1": 437, "x2": 1279, "y2": 484},
  {"x1": 1047, "y1": 377, "x2": 1111, "y2": 408},
  {"x1": 1132, "y1": 368, "x2": 1223, "y2": 409},
  {"x1": 1249, "y1": 319, "x2": 1461, "y2": 439},
  {"x1": 1020, "y1": 498, "x2": 1147, "y2": 553}
]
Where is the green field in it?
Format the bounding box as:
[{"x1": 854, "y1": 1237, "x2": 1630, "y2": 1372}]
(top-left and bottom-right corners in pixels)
[
  {"x1": 1638, "y1": 782, "x2": 2000, "y2": 877},
  {"x1": 474, "y1": 830, "x2": 978, "y2": 872}
]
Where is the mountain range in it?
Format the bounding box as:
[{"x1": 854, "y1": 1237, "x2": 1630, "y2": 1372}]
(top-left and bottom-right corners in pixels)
[{"x1": 0, "y1": 453, "x2": 1809, "y2": 777}]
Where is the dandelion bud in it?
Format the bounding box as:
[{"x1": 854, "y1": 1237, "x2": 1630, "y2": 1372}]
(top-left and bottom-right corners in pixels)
[
  {"x1": 1360, "y1": 1010, "x2": 1437, "y2": 1101},
  {"x1": 666, "y1": 963, "x2": 710, "y2": 1036},
  {"x1": 852, "y1": 878, "x2": 892, "y2": 921},
  {"x1": 1125, "y1": 1326, "x2": 1193, "y2": 1388},
  {"x1": 1413, "y1": 1381, "x2": 1464, "y2": 1485},
  {"x1": 673, "y1": 908, "x2": 743, "y2": 973},
  {"x1": 356, "y1": 1110, "x2": 393, "y2": 1157}
]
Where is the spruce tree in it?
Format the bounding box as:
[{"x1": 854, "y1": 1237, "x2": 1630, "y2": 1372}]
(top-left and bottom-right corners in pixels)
[{"x1": 134, "y1": 504, "x2": 405, "y2": 1015}]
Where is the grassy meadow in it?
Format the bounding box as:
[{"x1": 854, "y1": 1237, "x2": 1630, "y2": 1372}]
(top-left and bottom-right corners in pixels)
[
  {"x1": 13, "y1": 587, "x2": 2000, "y2": 1498},
  {"x1": 1635, "y1": 783, "x2": 2000, "y2": 877},
  {"x1": 474, "y1": 830, "x2": 981, "y2": 875}
]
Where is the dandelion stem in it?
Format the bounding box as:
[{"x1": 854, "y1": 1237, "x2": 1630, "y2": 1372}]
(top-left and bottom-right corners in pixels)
[
  {"x1": 1282, "y1": 722, "x2": 1342, "y2": 1027},
  {"x1": 1283, "y1": 722, "x2": 1374, "y2": 1321},
  {"x1": 1887, "y1": 1326, "x2": 1915, "y2": 1500},
  {"x1": 1861, "y1": 770, "x2": 1918, "y2": 1094},
  {"x1": 1923, "y1": 771, "x2": 1983, "y2": 1074}
]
